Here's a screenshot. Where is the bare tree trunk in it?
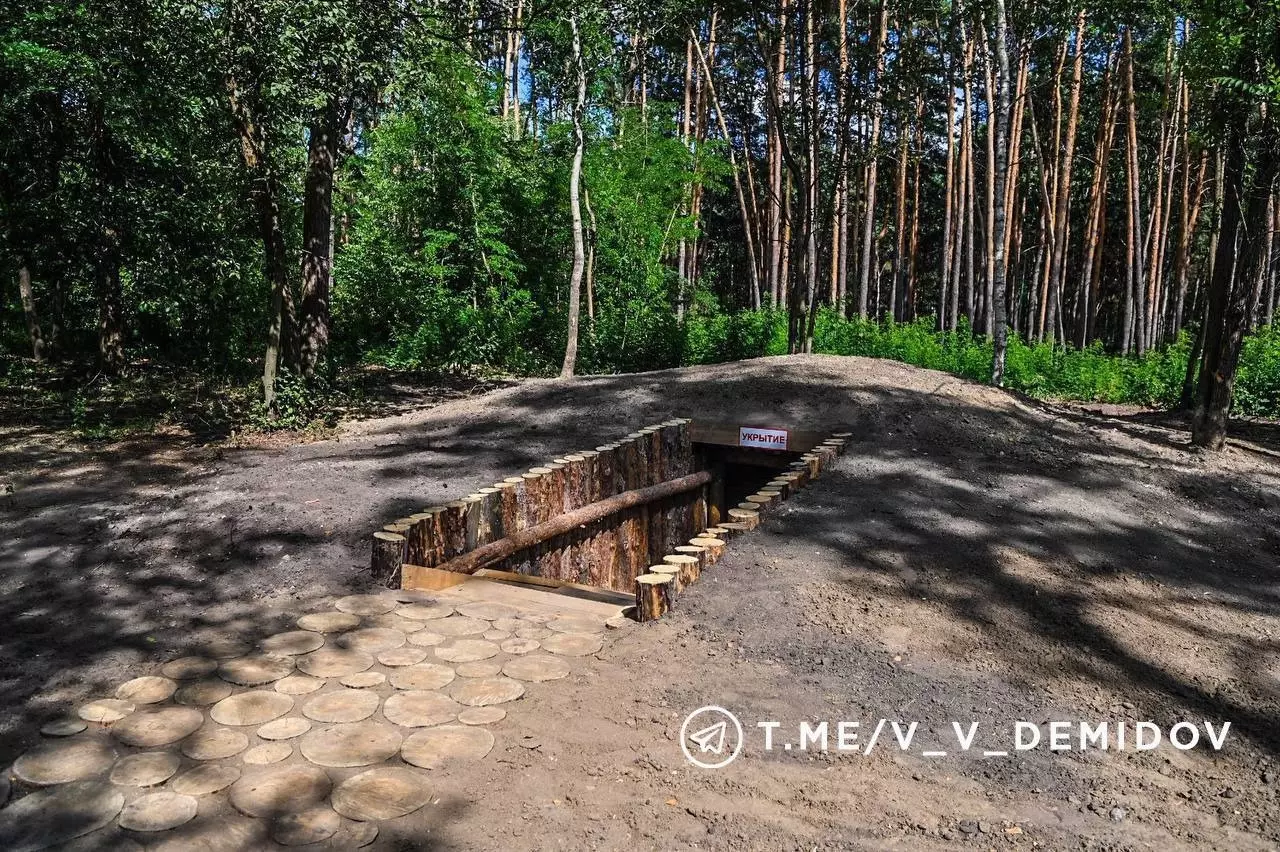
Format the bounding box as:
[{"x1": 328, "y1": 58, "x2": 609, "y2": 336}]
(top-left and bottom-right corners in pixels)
[
  {"x1": 990, "y1": 0, "x2": 1012, "y2": 383},
  {"x1": 834, "y1": 0, "x2": 851, "y2": 316},
  {"x1": 939, "y1": 26, "x2": 957, "y2": 330},
  {"x1": 1123, "y1": 28, "x2": 1147, "y2": 356},
  {"x1": 560, "y1": 14, "x2": 587, "y2": 378},
  {"x1": 1046, "y1": 12, "x2": 1085, "y2": 347},
  {"x1": 961, "y1": 20, "x2": 976, "y2": 327},
  {"x1": 857, "y1": 3, "x2": 888, "y2": 318},
  {"x1": 1193, "y1": 112, "x2": 1280, "y2": 448},
  {"x1": 298, "y1": 100, "x2": 342, "y2": 379},
  {"x1": 1077, "y1": 45, "x2": 1117, "y2": 348},
  {"x1": 17, "y1": 264, "x2": 46, "y2": 361},
  {"x1": 981, "y1": 27, "x2": 997, "y2": 337},
  {"x1": 691, "y1": 31, "x2": 761, "y2": 309}
]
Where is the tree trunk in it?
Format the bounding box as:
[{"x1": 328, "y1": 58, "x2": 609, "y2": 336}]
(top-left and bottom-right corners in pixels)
[
  {"x1": 857, "y1": 4, "x2": 888, "y2": 318},
  {"x1": 1193, "y1": 112, "x2": 1280, "y2": 448},
  {"x1": 939, "y1": 28, "x2": 957, "y2": 330},
  {"x1": 560, "y1": 14, "x2": 587, "y2": 378},
  {"x1": 1123, "y1": 29, "x2": 1148, "y2": 356},
  {"x1": 1046, "y1": 12, "x2": 1086, "y2": 347},
  {"x1": 17, "y1": 264, "x2": 46, "y2": 361},
  {"x1": 298, "y1": 100, "x2": 342, "y2": 379},
  {"x1": 990, "y1": 0, "x2": 1012, "y2": 384},
  {"x1": 227, "y1": 72, "x2": 295, "y2": 411}
]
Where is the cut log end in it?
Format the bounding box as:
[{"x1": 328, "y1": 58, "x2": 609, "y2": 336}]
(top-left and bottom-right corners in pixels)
[
  {"x1": 635, "y1": 573, "x2": 675, "y2": 621},
  {"x1": 371, "y1": 531, "x2": 407, "y2": 588}
]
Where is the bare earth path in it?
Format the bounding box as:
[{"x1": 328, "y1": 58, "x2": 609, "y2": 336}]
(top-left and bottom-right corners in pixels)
[{"x1": 3, "y1": 355, "x2": 1280, "y2": 849}]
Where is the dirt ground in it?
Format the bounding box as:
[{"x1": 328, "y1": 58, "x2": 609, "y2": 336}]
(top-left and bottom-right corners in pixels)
[{"x1": 3, "y1": 354, "x2": 1280, "y2": 850}]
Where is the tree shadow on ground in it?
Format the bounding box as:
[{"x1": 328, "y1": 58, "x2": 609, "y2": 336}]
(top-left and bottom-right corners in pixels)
[{"x1": 2, "y1": 355, "x2": 1277, "y2": 843}]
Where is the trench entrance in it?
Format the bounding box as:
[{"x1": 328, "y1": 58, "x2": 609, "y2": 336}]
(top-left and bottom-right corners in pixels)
[{"x1": 370, "y1": 420, "x2": 848, "y2": 612}]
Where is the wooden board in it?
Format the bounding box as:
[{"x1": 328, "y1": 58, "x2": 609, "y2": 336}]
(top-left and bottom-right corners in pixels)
[{"x1": 689, "y1": 420, "x2": 829, "y2": 454}]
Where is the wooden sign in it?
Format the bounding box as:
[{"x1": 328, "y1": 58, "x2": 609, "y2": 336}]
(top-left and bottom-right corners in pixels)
[{"x1": 738, "y1": 426, "x2": 789, "y2": 451}]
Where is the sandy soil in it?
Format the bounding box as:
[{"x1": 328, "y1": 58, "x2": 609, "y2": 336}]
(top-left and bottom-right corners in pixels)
[{"x1": 3, "y1": 354, "x2": 1280, "y2": 849}]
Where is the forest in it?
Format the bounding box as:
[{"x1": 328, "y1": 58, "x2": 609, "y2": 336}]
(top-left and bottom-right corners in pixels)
[{"x1": 3, "y1": 0, "x2": 1280, "y2": 448}]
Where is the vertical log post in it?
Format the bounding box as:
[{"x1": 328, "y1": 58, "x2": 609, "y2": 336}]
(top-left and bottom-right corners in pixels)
[
  {"x1": 635, "y1": 573, "x2": 675, "y2": 622},
  {"x1": 663, "y1": 553, "x2": 700, "y2": 587},
  {"x1": 690, "y1": 536, "x2": 725, "y2": 564},
  {"x1": 371, "y1": 531, "x2": 407, "y2": 587},
  {"x1": 650, "y1": 563, "x2": 684, "y2": 594}
]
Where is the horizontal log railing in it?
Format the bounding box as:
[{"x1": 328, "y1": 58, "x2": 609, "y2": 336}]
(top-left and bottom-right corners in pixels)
[{"x1": 432, "y1": 469, "x2": 713, "y2": 577}]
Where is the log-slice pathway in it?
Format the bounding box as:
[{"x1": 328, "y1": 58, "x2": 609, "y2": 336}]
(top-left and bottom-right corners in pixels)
[{"x1": 0, "y1": 577, "x2": 624, "y2": 851}]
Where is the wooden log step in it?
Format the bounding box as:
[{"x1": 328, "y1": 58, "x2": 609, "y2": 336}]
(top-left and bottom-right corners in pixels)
[
  {"x1": 649, "y1": 564, "x2": 684, "y2": 595},
  {"x1": 635, "y1": 574, "x2": 675, "y2": 622},
  {"x1": 727, "y1": 508, "x2": 760, "y2": 530},
  {"x1": 662, "y1": 553, "x2": 700, "y2": 587},
  {"x1": 371, "y1": 532, "x2": 406, "y2": 587},
  {"x1": 674, "y1": 544, "x2": 706, "y2": 567},
  {"x1": 719, "y1": 521, "x2": 751, "y2": 534},
  {"x1": 689, "y1": 537, "x2": 725, "y2": 564}
]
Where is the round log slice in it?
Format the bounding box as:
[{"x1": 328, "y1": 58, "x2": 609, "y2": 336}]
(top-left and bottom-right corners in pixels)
[
  {"x1": 243, "y1": 742, "x2": 292, "y2": 766},
  {"x1": 407, "y1": 631, "x2": 446, "y2": 648},
  {"x1": 340, "y1": 671, "x2": 386, "y2": 689},
  {"x1": 388, "y1": 663, "x2": 455, "y2": 691},
  {"x1": 299, "y1": 721, "x2": 403, "y2": 768},
  {"x1": 336, "y1": 628, "x2": 406, "y2": 654},
  {"x1": 181, "y1": 727, "x2": 249, "y2": 760},
  {"x1": 274, "y1": 675, "x2": 325, "y2": 696},
  {"x1": 115, "y1": 676, "x2": 177, "y2": 705},
  {"x1": 335, "y1": 595, "x2": 395, "y2": 616},
  {"x1": 111, "y1": 707, "x2": 204, "y2": 748},
  {"x1": 540, "y1": 632, "x2": 603, "y2": 657},
  {"x1": 491, "y1": 617, "x2": 522, "y2": 632},
  {"x1": 256, "y1": 717, "x2": 311, "y2": 740},
  {"x1": 118, "y1": 792, "x2": 197, "y2": 832},
  {"x1": 397, "y1": 602, "x2": 455, "y2": 621},
  {"x1": 301, "y1": 689, "x2": 380, "y2": 724},
  {"x1": 430, "y1": 616, "x2": 489, "y2": 637},
  {"x1": 457, "y1": 707, "x2": 506, "y2": 726},
  {"x1": 149, "y1": 815, "x2": 266, "y2": 852},
  {"x1": 514, "y1": 626, "x2": 550, "y2": 641},
  {"x1": 170, "y1": 764, "x2": 241, "y2": 796},
  {"x1": 296, "y1": 612, "x2": 361, "y2": 633},
  {"x1": 401, "y1": 725, "x2": 494, "y2": 770},
  {"x1": 229, "y1": 765, "x2": 332, "y2": 818},
  {"x1": 481, "y1": 630, "x2": 510, "y2": 642},
  {"x1": 218, "y1": 654, "x2": 294, "y2": 686},
  {"x1": 456, "y1": 602, "x2": 521, "y2": 621},
  {"x1": 331, "y1": 767, "x2": 432, "y2": 821},
  {"x1": 382, "y1": 691, "x2": 461, "y2": 728},
  {"x1": 77, "y1": 698, "x2": 135, "y2": 724},
  {"x1": 270, "y1": 806, "x2": 340, "y2": 846},
  {"x1": 109, "y1": 751, "x2": 180, "y2": 787},
  {"x1": 297, "y1": 648, "x2": 374, "y2": 679},
  {"x1": 434, "y1": 640, "x2": 499, "y2": 663},
  {"x1": 210, "y1": 691, "x2": 294, "y2": 727},
  {"x1": 261, "y1": 631, "x2": 325, "y2": 656},
  {"x1": 500, "y1": 638, "x2": 540, "y2": 656},
  {"x1": 174, "y1": 679, "x2": 233, "y2": 707},
  {"x1": 13, "y1": 739, "x2": 117, "y2": 786},
  {"x1": 0, "y1": 781, "x2": 123, "y2": 852},
  {"x1": 199, "y1": 636, "x2": 251, "y2": 660},
  {"x1": 40, "y1": 717, "x2": 87, "y2": 737},
  {"x1": 377, "y1": 647, "x2": 428, "y2": 667},
  {"x1": 502, "y1": 654, "x2": 571, "y2": 683},
  {"x1": 450, "y1": 677, "x2": 525, "y2": 707}
]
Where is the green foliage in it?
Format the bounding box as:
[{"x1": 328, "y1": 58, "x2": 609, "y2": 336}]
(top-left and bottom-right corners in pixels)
[
  {"x1": 812, "y1": 310, "x2": 1198, "y2": 407},
  {"x1": 1235, "y1": 322, "x2": 1280, "y2": 416}
]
